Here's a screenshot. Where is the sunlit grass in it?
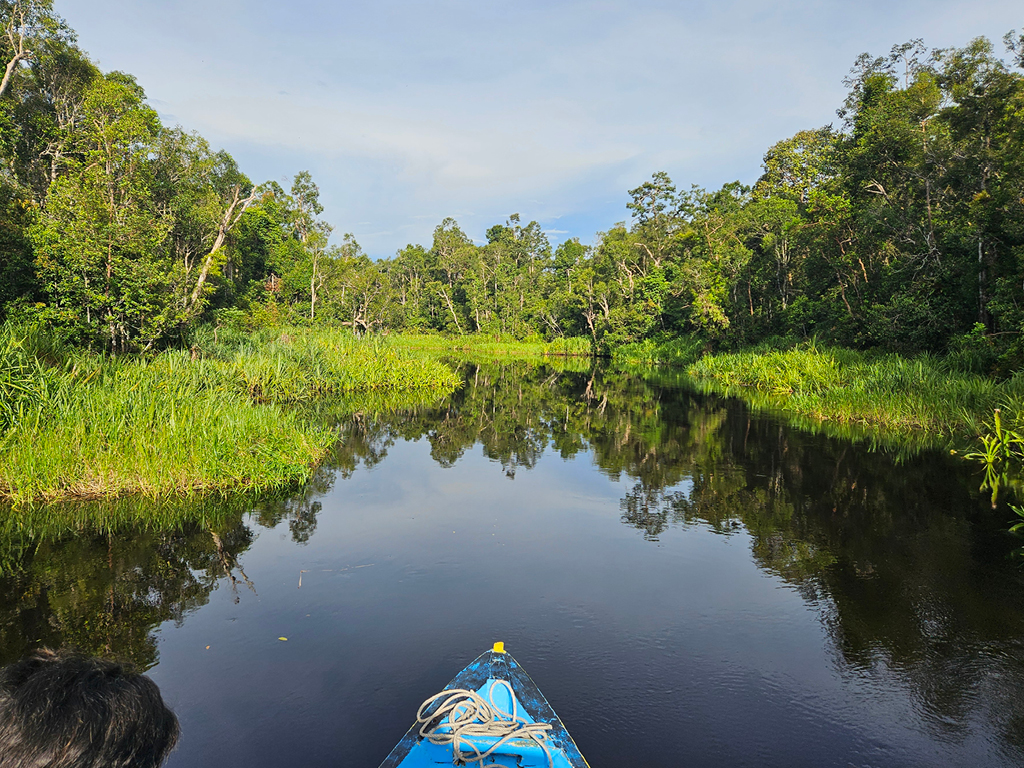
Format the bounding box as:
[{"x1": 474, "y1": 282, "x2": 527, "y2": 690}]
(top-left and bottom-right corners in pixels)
[
  {"x1": 687, "y1": 344, "x2": 1006, "y2": 438},
  {"x1": 612, "y1": 335, "x2": 706, "y2": 367},
  {"x1": 0, "y1": 324, "x2": 459, "y2": 502},
  {"x1": 390, "y1": 332, "x2": 592, "y2": 358}
]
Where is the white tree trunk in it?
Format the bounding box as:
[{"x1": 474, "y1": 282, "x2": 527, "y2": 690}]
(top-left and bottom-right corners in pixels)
[{"x1": 187, "y1": 185, "x2": 257, "y2": 314}]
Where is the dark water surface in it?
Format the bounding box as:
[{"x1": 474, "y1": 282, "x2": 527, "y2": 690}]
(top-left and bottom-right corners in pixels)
[{"x1": 2, "y1": 361, "x2": 1024, "y2": 767}]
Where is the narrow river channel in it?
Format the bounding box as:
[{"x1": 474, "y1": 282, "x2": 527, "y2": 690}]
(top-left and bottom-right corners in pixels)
[{"x1": 2, "y1": 360, "x2": 1023, "y2": 767}]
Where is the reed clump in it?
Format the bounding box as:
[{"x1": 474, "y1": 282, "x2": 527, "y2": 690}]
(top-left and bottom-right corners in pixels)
[
  {"x1": 544, "y1": 336, "x2": 593, "y2": 357},
  {"x1": 612, "y1": 335, "x2": 706, "y2": 367},
  {"x1": 391, "y1": 333, "x2": 593, "y2": 359},
  {"x1": 687, "y1": 344, "x2": 1004, "y2": 436},
  {"x1": 0, "y1": 324, "x2": 460, "y2": 503},
  {"x1": 215, "y1": 329, "x2": 461, "y2": 401}
]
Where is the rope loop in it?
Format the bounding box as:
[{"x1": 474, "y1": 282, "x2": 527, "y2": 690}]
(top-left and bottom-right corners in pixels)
[{"x1": 415, "y1": 680, "x2": 554, "y2": 767}]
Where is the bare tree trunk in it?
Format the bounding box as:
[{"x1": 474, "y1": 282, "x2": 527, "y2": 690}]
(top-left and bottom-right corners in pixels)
[
  {"x1": 978, "y1": 238, "x2": 991, "y2": 329},
  {"x1": 310, "y1": 252, "x2": 319, "y2": 320},
  {"x1": 0, "y1": 1, "x2": 30, "y2": 100},
  {"x1": 584, "y1": 307, "x2": 597, "y2": 342},
  {"x1": 0, "y1": 51, "x2": 28, "y2": 99},
  {"x1": 438, "y1": 286, "x2": 463, "y2": 333},
  {"x1": 836, "y1": 276, "x2": 854, "y2": 319},
  {"x1": 187, "y1": 185, "x2": 257, "y2": 314}
]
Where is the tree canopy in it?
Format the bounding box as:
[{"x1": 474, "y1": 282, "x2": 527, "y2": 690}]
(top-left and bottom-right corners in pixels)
[{"x1": 2, "y1": 7, "x2": 1024, "y2": 370}]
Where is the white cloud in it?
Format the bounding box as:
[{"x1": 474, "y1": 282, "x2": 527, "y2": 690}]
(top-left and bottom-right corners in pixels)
[{"x1": 59, "y1": 0, "x2": 1024, "y2": 255}]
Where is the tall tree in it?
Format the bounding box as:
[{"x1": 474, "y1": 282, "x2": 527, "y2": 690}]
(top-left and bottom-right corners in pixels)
[
  {"x1": 31, "y1": 72, "x2": 169, "y2": 350},
  {"x1": 152, "y1": 128, "x2": 257, "y2": 335}
]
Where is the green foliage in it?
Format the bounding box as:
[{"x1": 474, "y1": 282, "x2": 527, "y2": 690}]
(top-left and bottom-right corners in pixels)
[
  {"x1": 962, "y1": 404, "x2": 1024, "y2": 503},
  {"x1": 390, "y1": 332, "x2": 590, "y2": 361},
  {"x1": 5, "y1": 22, "x2": 1022, "y2": 368},
  {"x1": 0, "y1": 320, "x2": 63, "y2": 431},
  {"x1": 612, "y1": 335, "x2": 705, "y2": 367},
  {"x1": 964, "y1": 409, "x2": 1024, "y2": 466},
  {"x1": 221, "y1": 329, "x2": 461, "y2": 402},
  {"x1": 544, "y1": 336, "x2": 592, "y2": 356},
  {"x1": 0, "y1": 184, "x2": 38, "y2": 316},
  {"x1": 5, "y1": 6, "x2": 1024, "y2": 526},
  {"x1": 30, "y1": 72, "x2": 169, "y2": 350},
  {"x1": 946, "y1": 323, "x2": 999, "y2": 374},
  {"x1": 1011, "y1": 504, "x2": 1024, "y2": 535}
]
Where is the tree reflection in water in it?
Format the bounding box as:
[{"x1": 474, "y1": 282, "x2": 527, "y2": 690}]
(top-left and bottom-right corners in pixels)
[
  {"x1": 0, "y1": 497, "x2": 251, "y2": 669},
  {"x1": 328, "y1": 359, "x2": 1024, "y2": 753},
  {"x1": 1, "y1": 359, "x2": 1023, "y2": 753}
]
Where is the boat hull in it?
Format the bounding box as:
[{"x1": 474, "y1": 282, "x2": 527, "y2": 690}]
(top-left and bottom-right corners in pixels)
[{"x1": 379, "y1": 647, "x2": 589, "y2": 768}]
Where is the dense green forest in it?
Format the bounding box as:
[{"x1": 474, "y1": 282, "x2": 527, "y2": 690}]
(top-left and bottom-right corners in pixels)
[{"x1": 2, "y1": 1, "x2": 1024, "y2": 370}]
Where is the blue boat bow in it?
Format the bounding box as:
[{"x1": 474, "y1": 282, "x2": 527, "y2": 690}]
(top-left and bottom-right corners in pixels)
[{"x1": 379, "y1": 644, "x2": 589, "y2": 768}]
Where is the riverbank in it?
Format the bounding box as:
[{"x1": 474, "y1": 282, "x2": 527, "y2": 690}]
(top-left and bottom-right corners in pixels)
[
  {"x1": 611, "y1": 335, "x2": 707, "y2": 367},
  {"x1": 686, "y1": 345, "x2": 1012, "y2": 438},
  {"x1": 0, "y1": 325, "x2": 459, "y2": 503},
  {"x1": 6, "y1": 322, "x2": 1023, "y2": 504},
  {"x1": 388, "y1": 332, "x2": 592, "y2": 359},
  {"x1": 608, "y1": 335, "x2": 1014, "y2": 439}
]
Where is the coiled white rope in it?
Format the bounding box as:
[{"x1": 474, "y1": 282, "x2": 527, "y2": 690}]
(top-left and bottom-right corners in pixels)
[{"x1": 415, "y1": 679, "x2": 555, "y2": 767}]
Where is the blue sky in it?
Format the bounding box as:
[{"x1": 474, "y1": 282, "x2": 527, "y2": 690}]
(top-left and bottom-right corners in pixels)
[{"x1": 60, "y1": 0, "x2": 1022, "y2": 257}]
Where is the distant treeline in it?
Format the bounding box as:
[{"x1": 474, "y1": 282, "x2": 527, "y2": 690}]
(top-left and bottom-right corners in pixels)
[{"x1": 2, "y1": 2, "x2": 1024, "y2": 369}]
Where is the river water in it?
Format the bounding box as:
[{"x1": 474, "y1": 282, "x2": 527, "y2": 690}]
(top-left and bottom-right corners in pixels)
[{"x1": 1, "y1": 360, "x2": 1023, "y2": 767}]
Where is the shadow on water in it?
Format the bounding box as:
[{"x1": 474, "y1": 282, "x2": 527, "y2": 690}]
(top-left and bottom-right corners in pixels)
[{"x1": 1, "y1": 358, "x2": 1023, "y2": 762}]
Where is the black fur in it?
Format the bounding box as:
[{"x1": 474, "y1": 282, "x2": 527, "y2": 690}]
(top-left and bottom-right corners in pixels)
[{"x1": 0, "y1": 649, "x2": 179, "y2": 768}]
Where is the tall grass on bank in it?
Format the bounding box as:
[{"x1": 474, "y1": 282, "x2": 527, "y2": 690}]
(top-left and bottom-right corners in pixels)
[
  {"x1": 687, "y1": 344, "x2": 1004, "y2": 437},
  {"x1": 612, "y1": 335, "x2": 706, "y2": 367},
  {"x1": 390, "y1": 333, "x2": 593, "y2": 359},
  {"x1": 545, "y1": 336, "x2": 593, "y2": 357},
  {"x1": 624, "y1": 338, "x2": 1024, "y2": 505},
  {"x1": 210, "y1": 329, "x2": 462, "y2": 401},
  {"x1": 0, "y1": 324, "x2": 460, "y2": 503},
  {"x1": 0, "y1": 323, "x2": 65, "y2": 432}
]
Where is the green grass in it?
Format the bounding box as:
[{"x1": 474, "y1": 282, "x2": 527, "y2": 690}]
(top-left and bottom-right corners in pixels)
[
  {"x1": 612, "y1": 335, "x2": 706, "y2": 367},
  {"x1": 686, "y1": 343, "x2": 1009, "y2": 440},
  {"x1": 544, "y1": 336, "x2": 593, "y2": 357},
  {"x1": 0, "y1": 324, "x2": 460, "y2": 503},
  {"x1": 681, "y1": 343, "x2": 1024, "y2": 493},
  {"x1": 390, "y1": 332, "x2": 593, "y2": 359},
  {"x1": 216, "y1": 329, "x2": 461, "y2": 401}
]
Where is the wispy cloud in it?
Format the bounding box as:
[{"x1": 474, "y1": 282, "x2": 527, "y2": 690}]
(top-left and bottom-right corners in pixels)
[{"x1": 61, "y1": 0, "x2": 1024, "y2": 255}]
